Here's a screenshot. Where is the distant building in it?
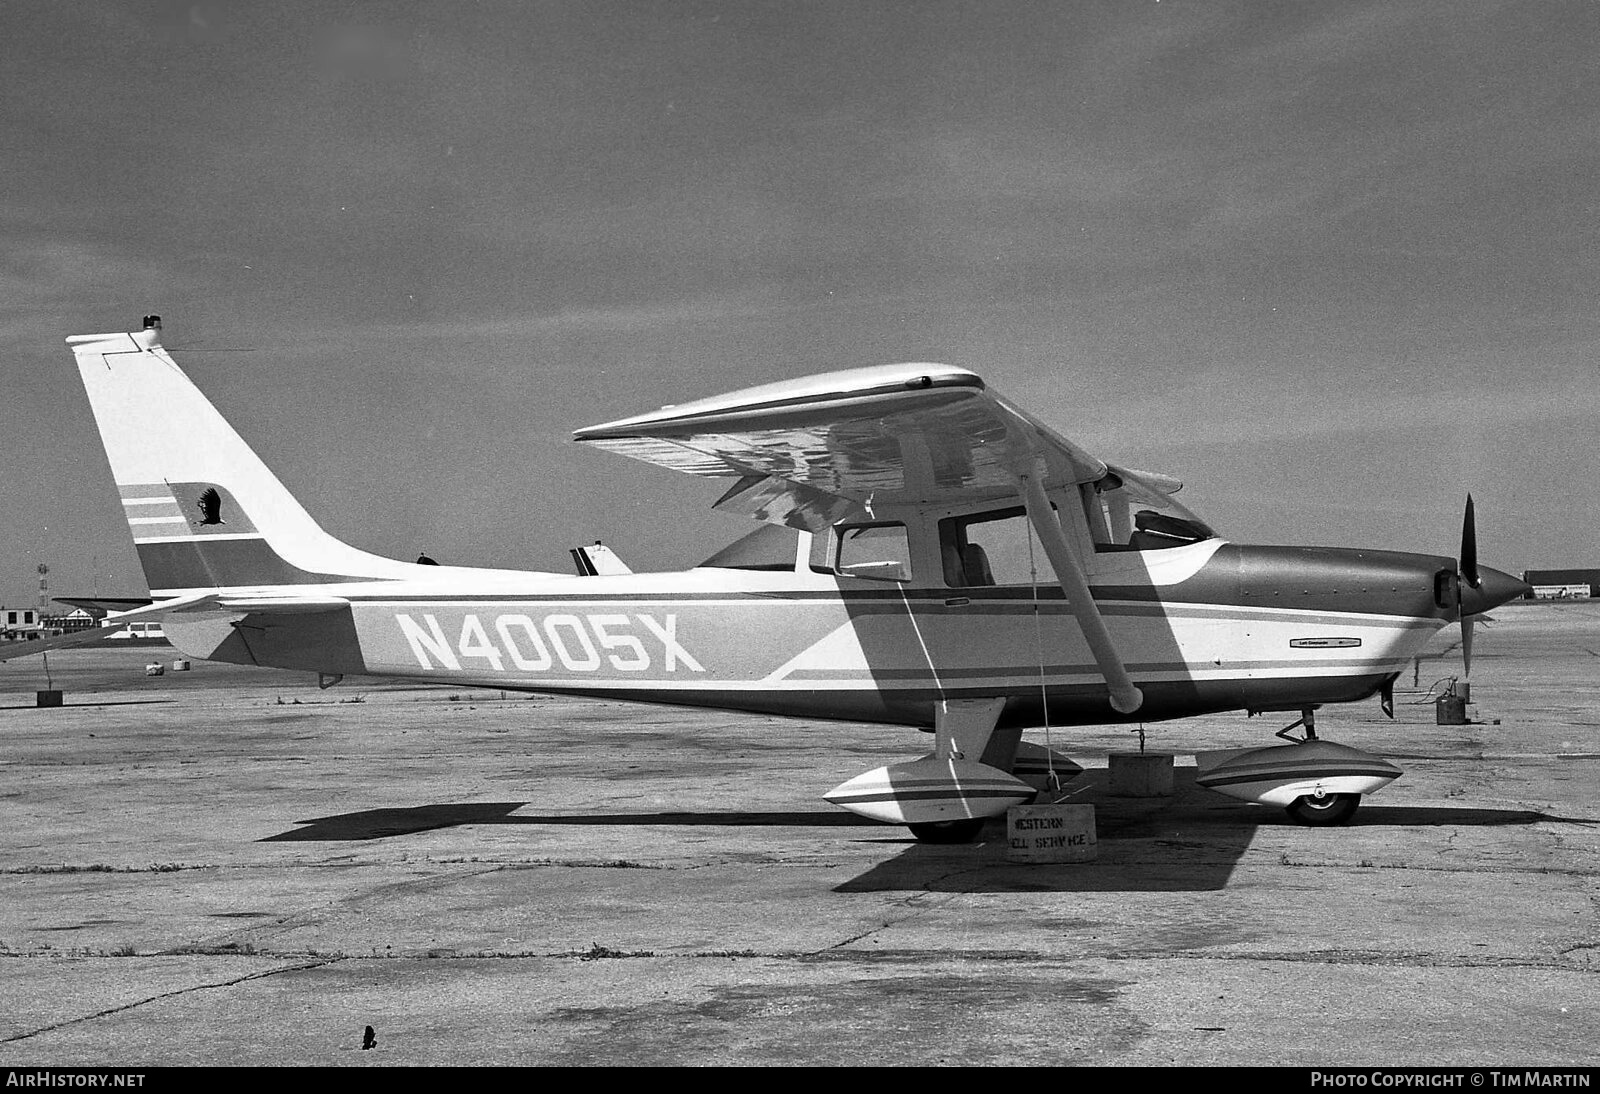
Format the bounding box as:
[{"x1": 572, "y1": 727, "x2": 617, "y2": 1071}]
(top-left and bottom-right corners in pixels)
[
  {"x1": 1, "y1": 607, "x2": 41, "y2": 639},
  {"x1": 1523, "y1": 569, "x2": 1600, "y2": 599},
  {"x1": 39, "y1": 608, "x2": 96, "y2": 632},
  {"x1": 99, "y1": 619, "x2": 165, "y2": 640}
]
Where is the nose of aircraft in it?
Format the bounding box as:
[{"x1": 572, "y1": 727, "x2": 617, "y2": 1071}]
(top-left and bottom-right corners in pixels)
[{"x1": 1458, "y1": 565, "x2": 1531, "y2": 616}]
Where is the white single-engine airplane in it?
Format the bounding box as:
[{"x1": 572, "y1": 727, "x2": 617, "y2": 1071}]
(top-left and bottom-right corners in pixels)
[{"x1": 13, "y1": 317, "x2": 1528, "y2": 842}]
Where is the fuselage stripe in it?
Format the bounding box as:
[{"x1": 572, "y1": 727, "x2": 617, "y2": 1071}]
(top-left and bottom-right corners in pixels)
[{"x1": 337, "y1": 595, "x2": 1436, "y2": 629}]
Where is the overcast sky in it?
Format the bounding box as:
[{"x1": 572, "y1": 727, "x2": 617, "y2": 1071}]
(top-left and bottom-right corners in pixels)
[{"x1": 3, "y1": 0, "x2": 1597, "y2": 606}]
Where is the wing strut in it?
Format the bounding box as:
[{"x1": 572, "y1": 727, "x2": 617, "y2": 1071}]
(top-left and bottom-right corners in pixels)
[{"x1": 1013, "y1": 458, "x2": 1144, "y2": 715}]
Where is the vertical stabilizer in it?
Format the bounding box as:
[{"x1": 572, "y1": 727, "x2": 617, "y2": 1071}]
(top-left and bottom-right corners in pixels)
[
  {"x1": 68, "y1": 321, "x2": 420, "y2": 595},
  {"x1": 569, "y1": 541, "x2": 633, "y2": 576}
]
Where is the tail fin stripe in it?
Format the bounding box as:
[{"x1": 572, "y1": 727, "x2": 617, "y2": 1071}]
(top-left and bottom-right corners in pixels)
[{"x1": 134, "y1": 532, "x2": 264, "y2": 544}]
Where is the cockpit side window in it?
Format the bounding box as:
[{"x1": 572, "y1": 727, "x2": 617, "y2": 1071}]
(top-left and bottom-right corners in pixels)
[
  {"x1": 1126, "y1": 509, "x2": 1211, "y2": 550},
  {"x1": 1092, "y1": 468, "x2": 1217, "y2": 552},
  {"x1": 937, "y1": 507, "x2": 1056, "y2": 587}
]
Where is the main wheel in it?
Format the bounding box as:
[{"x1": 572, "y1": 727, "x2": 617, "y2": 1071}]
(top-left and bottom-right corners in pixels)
[
  {"x1": 907, "y1": 817, "x2": 987, "y2": 844},
  {"x1": 1285, "y1": 792, "x2": 1361, "y2": 827}
]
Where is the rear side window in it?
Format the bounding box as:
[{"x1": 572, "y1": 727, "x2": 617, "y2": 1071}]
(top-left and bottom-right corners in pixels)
[{"x1": 816, "y1": 522, "x2": 911, "y2": 582}]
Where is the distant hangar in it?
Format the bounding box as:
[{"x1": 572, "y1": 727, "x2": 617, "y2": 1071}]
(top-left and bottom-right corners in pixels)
[{"x1": 1523, "y1": 569, "x2": 1599, "y2": 599}]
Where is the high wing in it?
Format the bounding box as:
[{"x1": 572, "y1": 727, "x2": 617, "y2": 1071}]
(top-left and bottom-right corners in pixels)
[
  {"x1": 573, "y1": 362, "x2": 1188, "y2": 715},
  {"x1": 572, "y1": 363, "x2": 1181, "y2": 531}
]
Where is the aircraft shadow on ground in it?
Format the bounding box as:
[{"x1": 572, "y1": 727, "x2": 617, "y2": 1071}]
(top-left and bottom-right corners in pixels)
[
  {"x1": 1349, "y1": 805, "x2": 1579, "y2": 826},
  {"x1": 0, "y1": 698, "x2": 174, "y2": 709},
  {"x1": 833, "y1": 769, "x2": 1568, "y2": 894},
  {"x1": 261, "y1": 804, "x2": 881, "y2": 841},
  {"x1": 259, "y1": 770, "x2": 1575, "y2": 895}
]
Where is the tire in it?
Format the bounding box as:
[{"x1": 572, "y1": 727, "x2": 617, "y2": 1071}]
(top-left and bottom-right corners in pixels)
[
  {"x1": 907, "y1": 817, "x2": 987, "y2": 844},
  {"x1": 1285, "y1": 792, "x2": 1361, "y2": 827}
]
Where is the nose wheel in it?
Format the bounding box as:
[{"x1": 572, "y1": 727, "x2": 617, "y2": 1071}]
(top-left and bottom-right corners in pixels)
[
  {"x1": 1285, "y1": 791, "x2": 1361, "y2": 826},
  {"x1": 1274, "y1": 708, "x2": 1362, "y2": 824},
  {"x1": 1202, "y1": 710, "x2": 1398, "y2": 823}
]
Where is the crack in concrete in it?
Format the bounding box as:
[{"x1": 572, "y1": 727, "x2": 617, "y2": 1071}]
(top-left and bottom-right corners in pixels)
[
  {"x1": 13, "y1": 946, "x2": 1587, "y2": 972},
  {"x1": 818, "y1": 865, "x2": 987, "y2": 953},
  {"x1": 0, "y1": 957, "x2": 341, "y2": 1045},
  {"x1": 0, "y1": 864, "x2": 216, "y2": 875},
  {"x1": 1150, "y1": 949, "x2": 1600, "y2": 971},
  {"x1": 1257, "y1": 860, "x2": 1597, "y2": 878}
]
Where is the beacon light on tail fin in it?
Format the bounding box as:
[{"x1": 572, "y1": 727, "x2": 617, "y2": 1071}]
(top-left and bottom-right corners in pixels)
[{"x1": 23, "y1": 316, "x2": 1533, "y2": 844}]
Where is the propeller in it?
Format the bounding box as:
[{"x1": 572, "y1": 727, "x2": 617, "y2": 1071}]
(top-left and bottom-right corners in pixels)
[
  {"x1": 1459, "y1": 495, "x2": 1478, "y2": 678},
  {"x1": 1452, "y1": 494, "x2": 1533, "y2": 678}
]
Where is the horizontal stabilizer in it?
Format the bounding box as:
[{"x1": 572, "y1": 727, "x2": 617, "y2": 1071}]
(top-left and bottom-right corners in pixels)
[
  {"x1": 0, "y1": 593, "x2": 215, "y2": 659},
  {"x1": 0, "y1": 627, "x2": 121, "y2": 662},
  {"x1": 209, "y1": 594, "x2": 351, "y2": 614},
  {"x1": 0, "y1": 591, "x2": 358, "y2": 661}
]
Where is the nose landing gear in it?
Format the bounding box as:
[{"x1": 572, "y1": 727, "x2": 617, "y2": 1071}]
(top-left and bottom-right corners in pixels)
[
  {"x1": 1196, "y1": 707, "x2": 1401, "y2": 827},
  {"x1": 1285, "y1": 789, "x2": 1363, "y2": 827}
]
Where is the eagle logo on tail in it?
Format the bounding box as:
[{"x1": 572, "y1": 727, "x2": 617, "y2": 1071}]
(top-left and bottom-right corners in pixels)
[{"x1": 195, "y1": 487, "x2": 227, "y2": 526}]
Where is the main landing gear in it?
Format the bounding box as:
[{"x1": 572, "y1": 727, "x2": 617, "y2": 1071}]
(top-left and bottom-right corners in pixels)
[
  {"x1": 824, "y1": 699, "x2": 1034, "y2": 844},
  {"x1": 907, "y1": 818, "x2": 989, "y2": 844}
]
